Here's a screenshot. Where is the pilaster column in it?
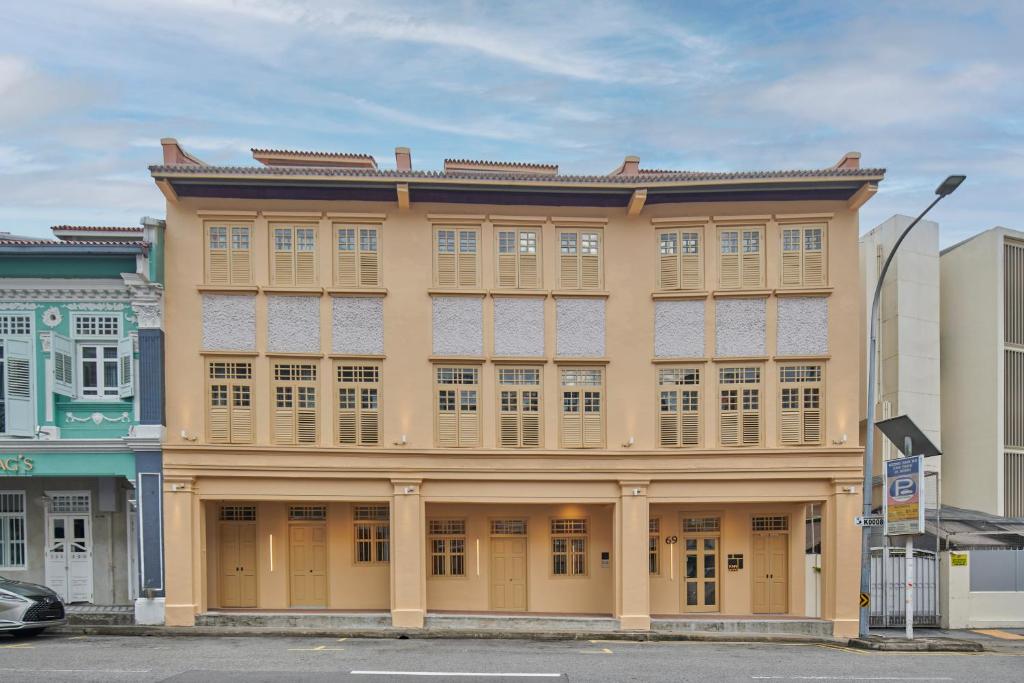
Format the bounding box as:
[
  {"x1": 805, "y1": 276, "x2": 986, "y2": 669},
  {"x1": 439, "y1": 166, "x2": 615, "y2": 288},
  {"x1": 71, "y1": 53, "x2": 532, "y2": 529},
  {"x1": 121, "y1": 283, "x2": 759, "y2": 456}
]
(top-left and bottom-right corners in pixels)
[
  {"x1": 163, "y1": 476, "x2": 197, "y2": 626},
  {"x1": 390, "y1": 479, "x2": 426, "y2": 628},
  {"x1": 617, "y1": 481, "x2": 651, "y2": 630},
  {"x1": 822, "y1": 480, "x2": 861, "y2": 638}
]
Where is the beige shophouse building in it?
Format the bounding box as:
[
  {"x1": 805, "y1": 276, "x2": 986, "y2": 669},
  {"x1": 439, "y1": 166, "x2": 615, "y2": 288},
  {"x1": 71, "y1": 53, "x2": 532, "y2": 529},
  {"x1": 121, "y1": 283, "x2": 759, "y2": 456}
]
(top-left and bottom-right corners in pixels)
[{"x1": 152, "y1": 142, "x2": 882, "y2": 637}]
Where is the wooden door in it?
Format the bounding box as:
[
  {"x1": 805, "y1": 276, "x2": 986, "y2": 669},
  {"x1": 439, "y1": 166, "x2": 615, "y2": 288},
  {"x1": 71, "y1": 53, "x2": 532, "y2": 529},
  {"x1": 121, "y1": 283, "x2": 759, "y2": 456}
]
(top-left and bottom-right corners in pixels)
[
  {"x1": 220, "y1": 522, "x2": 257, "y2": 608},
  {"x1": 289, "y1": 524, "x2": 328, "y2": 607},
  {"x1": 490, "y1": 537, "x2": 527, "y2": 611},
  {"x1": 752, "y1": 533, "x2": 789, "y2": 614},
  {"x1": 681, "y1": 534, "x2": 719, "y2": 612}
]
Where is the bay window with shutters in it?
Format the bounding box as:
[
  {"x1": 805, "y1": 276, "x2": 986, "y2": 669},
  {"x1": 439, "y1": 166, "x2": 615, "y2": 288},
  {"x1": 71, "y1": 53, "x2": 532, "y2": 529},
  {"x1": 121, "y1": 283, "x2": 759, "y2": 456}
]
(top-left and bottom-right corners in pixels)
[
  {"x1": 657, "y1": 228, "x2": 703, "y2": 291},
  {"x1": 779, "y1": 364, "x2": 824, "y2": 446},
  {"x1": 59, "y1": 314, "x2": 133, "y2": 401},
  {"x1": 428, "y1": 519, "x2": 466, "y2": 578},
  {"x1": 560, "y1": 367, "x2": 604, "y2": 448},
  {"x1": 271, "y1": 361, "x2": 318, "y2": 445},
  {"x1": 205, "y1": 222, "x2": 252, "y2": 285},
  {"x1": 496, "y1": 366, "x2": 542, "y2": 448},
  {"x1": 353, "y1": 505, "x2": 389, "y2": 565},
  {"x1": 334, "y1": 224, "x2": 381, "y2": 287},
  {"x1": 718, "y1": 366, "x2": 762, "y2": 447},
  {"x1": 435, "y1": 366, "x2": 480, "y2": 447},
  {"x1": 658, "y1": 367, "x2": 702, "y2": 448},
  {"x1": 434, "y1": 226, "x2": 480, "y2": 288},
  {"x1": 206, "y1": 360, "x2": 253, "y2": 444},
  {"x1": 336, "y1": 363, "x2": 380, "y2": 446},
  {"x1": 271, "y1": 223, "x2": 317, "y2": 286},
  {"x1": 495, "y1": 227, "x2": 541, "y2": 289},
  {"x1": 558, "y1": 229, "x2": 602, "y2": 289},
  {"x1": 718, "y1": 227, "x2": 764, "y2": 290},
  {"x1": 551, "y1": 518, "x2": 588, "y2": 577},
  {"x1": 780, "y1": 224, "x2": 827, "y2": 287}
]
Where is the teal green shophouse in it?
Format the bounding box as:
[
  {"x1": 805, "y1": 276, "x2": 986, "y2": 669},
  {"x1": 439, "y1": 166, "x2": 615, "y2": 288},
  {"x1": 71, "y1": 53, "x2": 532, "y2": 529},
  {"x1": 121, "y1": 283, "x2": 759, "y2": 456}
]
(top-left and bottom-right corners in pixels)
[{"x1": 0, "y1": 222, "x2": 166, "y2": 623}]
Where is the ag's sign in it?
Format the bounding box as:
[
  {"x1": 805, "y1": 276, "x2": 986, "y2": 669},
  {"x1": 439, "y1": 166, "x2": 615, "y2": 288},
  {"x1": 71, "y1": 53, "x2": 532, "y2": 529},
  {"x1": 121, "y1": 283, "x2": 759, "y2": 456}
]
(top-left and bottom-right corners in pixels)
[{"x1": 884, "y1": 455, "x2": 924, "y2": 536}]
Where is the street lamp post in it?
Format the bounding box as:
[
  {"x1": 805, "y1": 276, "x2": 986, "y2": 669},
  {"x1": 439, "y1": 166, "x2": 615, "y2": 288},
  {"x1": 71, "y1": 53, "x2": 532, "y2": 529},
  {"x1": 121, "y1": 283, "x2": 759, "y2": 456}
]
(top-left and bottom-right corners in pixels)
[{"x1": 858, "y1": 175, "x2": 965, "y2": 638}]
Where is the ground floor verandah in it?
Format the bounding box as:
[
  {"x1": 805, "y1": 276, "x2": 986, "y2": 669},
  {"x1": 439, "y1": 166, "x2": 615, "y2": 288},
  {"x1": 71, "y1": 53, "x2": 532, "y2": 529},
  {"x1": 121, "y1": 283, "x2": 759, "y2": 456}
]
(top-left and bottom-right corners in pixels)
[{"x1": 164, "y1": 473, "x2": 861, "y2": 636}]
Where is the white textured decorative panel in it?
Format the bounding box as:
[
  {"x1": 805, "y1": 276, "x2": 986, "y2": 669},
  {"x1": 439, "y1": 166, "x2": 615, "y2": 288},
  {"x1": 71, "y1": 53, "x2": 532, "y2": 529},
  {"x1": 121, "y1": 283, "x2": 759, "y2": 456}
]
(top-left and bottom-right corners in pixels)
[
  {"x1": 432, "y1": 296, "x2": 483, "y2": 356},
  {"x1": 493, "y1": 297, "x2": 545, "y2": 357},
  {"x1": 267, "y1": 296, "x2": 320, "y2": 353},
  {"x1": 777, "y1": 296, "x2": 829, "y2": 356},
  {"x1": 715, "y1": 297, "x2": 766, "y2": 357},
  {"x1": 556, "y1": 297, "x2": 605, "y2": 357},
  {"x1": 332, "y1": 296, "x2": 384, "y2": 355},
  {"x1": 654, "y1": 300, "x2": 705, "y2": 358},
  {"x1": 202, "y1": 294, "x2": 256, "y2": 351}
]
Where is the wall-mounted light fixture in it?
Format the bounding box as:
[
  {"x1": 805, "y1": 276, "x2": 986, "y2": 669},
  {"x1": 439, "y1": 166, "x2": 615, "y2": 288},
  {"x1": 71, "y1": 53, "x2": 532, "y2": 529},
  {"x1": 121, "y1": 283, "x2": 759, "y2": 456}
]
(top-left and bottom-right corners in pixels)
[
  {"x1": 393, "y1": 434, "x2": 408, "y2": 446},
  {"x1": 622, "y1": 436, "x2": 635, "y2": 448},
  {"x1": 832, "y1": 433, "x2": 849, "y2": 446},
  {"x1": 180, "y1": 429, "x2": 198, "y2": 442}
]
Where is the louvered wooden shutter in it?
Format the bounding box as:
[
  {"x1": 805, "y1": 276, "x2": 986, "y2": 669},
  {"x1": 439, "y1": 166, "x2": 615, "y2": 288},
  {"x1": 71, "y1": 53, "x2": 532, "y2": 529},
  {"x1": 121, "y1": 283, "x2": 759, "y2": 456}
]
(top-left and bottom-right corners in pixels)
[
  {"x1": 438, "y1": 404, "x2": 458, "y2": 447},
  {"x1": 296, "y1": 243, "x2": 316, "y2": 286},
  {"x1": 581, "y1": 245, "x2": 600, "y2": 289},
  {"x1": 360, "y1": 250, "x2": 379, "y2": 287},
  {"x1": 583, "y1": 392, "x2": 603, "y2": 447},
  {"x1": 497, "y1": 252, "x2": 517, "y2": 288},
  {"x1": 118, "y1": 336, "x2": 134, "y2": 399},
  {"x1": 297, "y1": 407, "x2": 317, "y2": 443},
  {"x1": 680, "y1": 252, "x2": 700, "y2": 290},
  {"x1": 741, "y1": 404, "x2": 760, "y2": 446},
  {"x1": 360, "y1": 407, "x2": 379, "y2": 445},
  {"x1": 209, "y1": 398, "x2": 230, "y2": 444},
  {"x1": 231, "y1": 401, "x2": 252, "y2": 443},
  {"x1": 803, "y1": 403, "x2": 822, "y2": 444},
  {"x1": 680, "y1": 409, "x2": 700, "y2": 446},
  {"x1": 660, "y1": 247, "x2": 680, "y2": 290},
  {"x1": 781, "y1": 240, "x2": 802, "y2": 287},
  {"x1": 720, "y1": 233, "x2": 740, "y2": 289},
  {"x1": 274, "y1": 392, "x2": 296, "y2": 444},
  {"x1": 2, "y1": 339, "x2": 34, "y2": 437},
  {"x1": 720, "y1": 408, "x2": 739, "y2": 446},
  {"x1": 741, "y1": 249, "x2": 761, "y2": 288},
  {"x1": 519, "y1": 251, "x2": 539, "y2": 288},
  {"x1": 458, "y1": 409, "x2": 479, "y2": 446},
  {"x1": 52, "y1": 333, "x2": 74, "y2": 398},
  {"x1": 659, "y1": 407, "x2": 679, "y2": 447},
  {"x1": 560, "y1": 254, "x2": 579, "y2": 289},
  {"x1": 436, "y1": 231, "x2": 457, "y2": 288},
  {"x1": 521, "y1": 410, "x2": 541, "y2": 447},
  {"x1": 208, "y1": 240, "x2": 229, "y2": 284},
  {"x1": 274, "y1": 234, "x2": 295, "y2": 286},
  {"x1": 780, "y1": 406, "x2": 801, "y2": 445},
  {"x1": 562, "y1": 411, "x2": 582, "y2": 448},
  {"x1": 229, "y1": 228, "x2": 251, "y2": 285},
  {"x1": 499, "y1": 411, "x2": 519, "y2": 447},
  {"x1": 804, "y1": 240, "x2": 824, "y2": 286},
  {"x1": 458, "y1": 254, "x2": 477, "y2": 287},
  {"x1": 336, "y1": 228, "x2": 357, "y2": 287},
  {"x1": 338, "y1": 397, "x2": 357, "y2": 444}
]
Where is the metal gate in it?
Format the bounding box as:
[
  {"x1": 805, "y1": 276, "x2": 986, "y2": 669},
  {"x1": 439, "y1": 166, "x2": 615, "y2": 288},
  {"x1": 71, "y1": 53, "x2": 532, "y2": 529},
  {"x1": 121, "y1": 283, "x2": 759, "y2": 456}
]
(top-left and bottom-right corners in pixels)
[{"x1": 869, "y1": 546, "x2": 939, "y2": 627}]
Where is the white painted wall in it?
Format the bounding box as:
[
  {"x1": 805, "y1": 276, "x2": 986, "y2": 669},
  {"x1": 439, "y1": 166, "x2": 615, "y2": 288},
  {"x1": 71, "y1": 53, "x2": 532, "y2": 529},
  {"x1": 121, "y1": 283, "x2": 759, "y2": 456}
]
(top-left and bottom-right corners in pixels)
[{"x1": 940, "y1": 551, "x2": 1024, "y2": 628}]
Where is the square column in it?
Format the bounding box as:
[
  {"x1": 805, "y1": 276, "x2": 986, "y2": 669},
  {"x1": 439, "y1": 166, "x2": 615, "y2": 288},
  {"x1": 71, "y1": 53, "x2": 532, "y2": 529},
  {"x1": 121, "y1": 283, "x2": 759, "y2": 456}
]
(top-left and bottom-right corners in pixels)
[
  {"x1": 617, "y1": 481, "x2": 651, "y2": 630},
  {"x1": 390, "y1": 479, "x2": 426, "y2": 628},
  {"x1": 822, "y1": 480, "x2": 861, "y2": 638},
  {"x1": 163, "y1": 476, "x2": 197, "y2": 626}
]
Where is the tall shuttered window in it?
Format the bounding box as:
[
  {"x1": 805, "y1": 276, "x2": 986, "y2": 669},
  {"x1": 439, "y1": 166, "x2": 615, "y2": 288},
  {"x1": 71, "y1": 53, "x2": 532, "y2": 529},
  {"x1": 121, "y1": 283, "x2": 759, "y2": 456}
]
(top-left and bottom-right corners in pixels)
[
  {"x1": 428, "y1": 519, "x2": 467, "y2": 577},
  {"x1": 719, "y1": 366, "x2": 761, "y2": 447},
  {"x1": 354, "y1": 505, "x2": 390, "y2": 565},
  {"x1": 495, "y1": 228, "x2": 541, "y2": 289},
  {"x1": 1006, "y1": 452, "x2": 1024, "y2": 517},
  {"x1": 658, "y1": 367, "x2": 701, "y2": 447},
  {"x1": 1005, "y1": 239, "x2": 1023, "y2": 347},
  {"x1": 435, "y1": 366, "x2": 480, "y2": 447},
  {"x1": 559, "y1": 230, "x2": 602, "y2": 289},
  {"x1": 658, "y1": 229, "x2": 703, "y2": 291},
  {"x1": 649, "y1": 518, "x2": 661, "y2": 575},
  {"x1": 781, "y1": 225, "x2": 826, "y2": 287},
  {"x1": 271, "y1": 224, "x2": 317, "y2": 286},
  {"x1": 335, "y1": 225, "x2": 381, "y2": 287},
  {"x1": 336, "y1": 364, "x2": 380, "y2": 446},
  {"x1": 560, "y1": 367, "x2": 604, "y2": 448},
  {"x1": 779, "y1": 365, "x2": 823, "y2": 446},
  {"x1": 719, "y1": 228, "x2": 763, "y2": 290},
  {"x1": 435, "y1": 227, "x2": 480, "y2": 288},
  {"x1": 551, "y1": 518, "x2": 587, "y2": 576},
  {"x1": 207, "y1": 360, "x2": 253, "y2": 444},
  {"x1": 206, "y1": 223, "x2": 252, "y2": 285},
  {"x1": 497, "y1": 367, "x2": 542, "y2": 448},
  {"x1": 272, "y1": 362, "x2": 318, "y2": 445}
]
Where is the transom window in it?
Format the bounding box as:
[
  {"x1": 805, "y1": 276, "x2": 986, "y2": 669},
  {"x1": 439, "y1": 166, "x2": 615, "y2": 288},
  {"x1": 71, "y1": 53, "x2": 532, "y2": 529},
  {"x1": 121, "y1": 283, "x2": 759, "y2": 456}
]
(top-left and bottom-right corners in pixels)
[
  {"x1": 0, "y1": 315, "x2": 31, "y2": 336},
  {"x1": 752, "y1": 516, "x2": 789, "y2": 532},
  {"x1": 288, "y1": 506, "x2": 327, "y2": 521},
  {"x1": 683, "y1": 517, "x2": 720, "y2": 533},
  {"x1": 490, "y1": 519, "x2": 527, "y2": 536},
  {"x1": 220, "y1": 506, "x2": 256, "y2": 521},
  {"x1": 74, "y1": 315, "x2": 119, "y2": 337},
  {"x1": 50, "y1": 493, "x2": 90, "y2": 514}
]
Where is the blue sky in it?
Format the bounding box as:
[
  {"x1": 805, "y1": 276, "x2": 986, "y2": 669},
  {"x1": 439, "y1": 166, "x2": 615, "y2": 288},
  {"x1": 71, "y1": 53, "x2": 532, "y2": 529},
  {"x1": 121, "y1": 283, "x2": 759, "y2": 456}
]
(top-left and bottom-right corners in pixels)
[{"x1": 0, "y1": 1, "x2": 1020, "y2": 245}]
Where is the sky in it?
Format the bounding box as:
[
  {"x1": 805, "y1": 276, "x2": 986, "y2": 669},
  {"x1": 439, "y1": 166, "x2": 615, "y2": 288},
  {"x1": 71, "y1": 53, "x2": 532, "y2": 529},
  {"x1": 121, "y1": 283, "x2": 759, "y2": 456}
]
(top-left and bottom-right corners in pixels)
[{"x1": 0, "y1": 0, "x2": 1021, "y2": 246}]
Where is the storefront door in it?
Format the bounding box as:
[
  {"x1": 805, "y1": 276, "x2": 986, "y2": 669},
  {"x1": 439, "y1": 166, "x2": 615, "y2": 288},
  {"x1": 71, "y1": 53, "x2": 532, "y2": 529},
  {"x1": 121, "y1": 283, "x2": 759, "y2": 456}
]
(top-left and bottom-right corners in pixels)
[
  {"x1": 681, "y1": 534, "x2": 719, "y2": 612},
  {"x1": 44, "y1": 492, "x2": 94, "y2": 603},
  {"x1": 490, "y1": 537, "x2": 527, "y2": 611},
  {"x1": 289, "y1": 523, "x2": 327, "y2": 608},
  {"x1": 752, "y1": 532, "x2": 789, "y2": 614},
  {"x1": 219, "y1": 522, "x2": 257, "y2": 607}
]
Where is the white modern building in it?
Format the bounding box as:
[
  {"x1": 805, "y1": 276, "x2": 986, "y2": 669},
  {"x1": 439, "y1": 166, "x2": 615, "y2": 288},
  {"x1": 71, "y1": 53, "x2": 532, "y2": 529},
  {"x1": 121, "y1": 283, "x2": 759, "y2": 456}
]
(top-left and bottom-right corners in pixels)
[
  {"x1": 860, "y1": 215, "x2": 942, "y2": 508},
  {"x1": 940, "y1": 226, "x2": 1024, "y2": 517}
]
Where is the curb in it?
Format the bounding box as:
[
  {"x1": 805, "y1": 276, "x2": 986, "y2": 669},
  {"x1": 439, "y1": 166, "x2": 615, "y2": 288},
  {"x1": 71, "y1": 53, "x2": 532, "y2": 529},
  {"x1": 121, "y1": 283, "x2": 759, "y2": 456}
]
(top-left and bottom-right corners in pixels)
[
  {"x1": 847, "y1": 636, "x2": 985, "y2": 652},
  {"x1": 51, "y1": 624, "x2": 838, "y2": 645}
]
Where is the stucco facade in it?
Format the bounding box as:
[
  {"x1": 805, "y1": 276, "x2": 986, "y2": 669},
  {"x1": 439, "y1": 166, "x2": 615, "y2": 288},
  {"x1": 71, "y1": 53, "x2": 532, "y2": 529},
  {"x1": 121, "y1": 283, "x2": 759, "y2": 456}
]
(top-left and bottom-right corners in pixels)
[{"x1": 153, "y1": 143, "x2": 879, "y2": 635}]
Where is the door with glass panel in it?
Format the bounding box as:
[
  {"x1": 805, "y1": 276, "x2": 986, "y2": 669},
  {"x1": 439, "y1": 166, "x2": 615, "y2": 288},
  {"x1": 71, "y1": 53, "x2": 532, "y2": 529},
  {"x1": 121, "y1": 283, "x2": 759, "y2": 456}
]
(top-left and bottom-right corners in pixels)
[
  {"x1": 680, "y1": 516, "x2": 720, "y2": 613},
  {"x1": 44, "y1": 492, "x2": 94, "y2": 603}
]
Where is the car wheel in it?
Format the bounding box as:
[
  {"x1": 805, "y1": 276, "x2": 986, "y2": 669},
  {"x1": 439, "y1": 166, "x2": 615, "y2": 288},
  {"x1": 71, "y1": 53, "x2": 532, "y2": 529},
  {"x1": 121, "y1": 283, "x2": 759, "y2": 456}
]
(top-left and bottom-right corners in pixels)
[{"x1": 11, "y1": 628, "x2": 44, "y2": 639}]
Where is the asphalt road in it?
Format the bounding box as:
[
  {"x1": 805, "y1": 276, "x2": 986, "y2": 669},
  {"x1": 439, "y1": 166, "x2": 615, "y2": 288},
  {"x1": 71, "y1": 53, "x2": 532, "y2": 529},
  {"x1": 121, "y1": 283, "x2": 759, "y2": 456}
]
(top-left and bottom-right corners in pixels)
[{"x1": 1, "y1": 634, "x2": 1022, "y2": 682}]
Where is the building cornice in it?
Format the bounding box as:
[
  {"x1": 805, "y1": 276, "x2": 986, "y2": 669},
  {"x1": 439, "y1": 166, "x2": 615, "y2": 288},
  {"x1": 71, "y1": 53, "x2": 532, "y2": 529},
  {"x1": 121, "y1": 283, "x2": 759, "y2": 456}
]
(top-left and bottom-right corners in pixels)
[{"x1": 0, "y1": 278, "x2": 132, "y2": 303}]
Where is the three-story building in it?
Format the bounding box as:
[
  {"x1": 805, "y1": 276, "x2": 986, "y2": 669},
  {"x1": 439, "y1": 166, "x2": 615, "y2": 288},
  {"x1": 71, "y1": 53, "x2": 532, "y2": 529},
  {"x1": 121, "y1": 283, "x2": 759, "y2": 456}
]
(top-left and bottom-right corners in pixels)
[{"x1": 153, "y1": 142, "x2": 881, "y2": 636}]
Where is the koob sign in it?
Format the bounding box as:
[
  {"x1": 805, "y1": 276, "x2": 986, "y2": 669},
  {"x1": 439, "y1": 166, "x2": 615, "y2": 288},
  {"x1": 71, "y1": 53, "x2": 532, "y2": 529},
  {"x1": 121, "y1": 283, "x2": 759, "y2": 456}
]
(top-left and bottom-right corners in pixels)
[{"x1": 884, "y1": 455, "x2": 924, "y2": 536}]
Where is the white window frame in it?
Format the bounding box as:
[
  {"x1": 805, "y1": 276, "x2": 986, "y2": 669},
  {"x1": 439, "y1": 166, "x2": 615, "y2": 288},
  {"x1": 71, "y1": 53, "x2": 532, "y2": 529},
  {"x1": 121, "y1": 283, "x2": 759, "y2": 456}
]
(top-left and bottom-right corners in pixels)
[
  {"x1": 0, "y1": 491, "x2": 27, "y2": 570},
  {"x1": 77, "y1": 342, "x2": 120, "y2": 400}
]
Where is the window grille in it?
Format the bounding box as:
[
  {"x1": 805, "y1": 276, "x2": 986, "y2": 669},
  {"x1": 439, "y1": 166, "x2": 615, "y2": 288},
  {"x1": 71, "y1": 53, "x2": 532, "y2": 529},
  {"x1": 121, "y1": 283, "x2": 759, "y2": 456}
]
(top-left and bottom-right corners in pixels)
[
  {"x1": 50, "y1": 493, "x2": 90, "y2": 514},
  {"x1": 0, "y1": 315, "x2": 31, "y2": 336},
  {"x1": 551, "y1": 518, "x2": 587, "y2": 576},
  {"x1": 73, "y1": 314, "x2": 119, "y2": 337},
  {"x1": 683, "y1": 517, "x2": 720, "y2": 533},
  {"x1": 752, "y1": 515, "x2": 789, "y2": 532},
  {"x1": 551, "y1": 519, "x2": 587, "y2": 535},
  {"x1": 0, "y1": 492, "x2": 26, "y2": 569},
  {"x1": 490, "y1": 519, "x2": 527, "y2": 536},
  {"x1": 428, "y1": 519, "x2": 466, "y2": 535},
  {"x1": 354, "y1": 506, "x2": 389, "y2": 564},
  {"x1": 353, "y1": 505, "x2": 389, "y2": 521},
  {"x1": 220, "y1": 505, "x2": 256, "y2": 521},
  {"x1": 1006, "y1": 452, "x2": 1024, "y2": 517},
  {"x1": 428, "y1": 519, "x2": 467, "y2": 577},
  {"x1": 288, "y1": 506, "x2": 327, "y2": 521}
]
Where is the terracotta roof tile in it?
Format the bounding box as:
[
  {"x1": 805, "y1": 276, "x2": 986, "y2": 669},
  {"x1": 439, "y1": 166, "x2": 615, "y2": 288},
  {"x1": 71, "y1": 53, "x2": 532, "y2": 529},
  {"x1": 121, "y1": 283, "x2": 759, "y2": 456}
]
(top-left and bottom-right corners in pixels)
[
  {"x1": 51, "y1": 225, "x2": 143, "y2": 232},
  {"x1": 250, "y1": 148, "x2": 375, "y2": 160}
]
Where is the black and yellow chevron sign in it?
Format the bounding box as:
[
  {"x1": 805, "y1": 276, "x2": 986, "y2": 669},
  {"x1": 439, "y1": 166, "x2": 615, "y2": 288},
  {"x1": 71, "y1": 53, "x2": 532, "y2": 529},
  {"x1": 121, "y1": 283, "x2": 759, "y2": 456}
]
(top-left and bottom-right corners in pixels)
[{"x1": 859, "y1": 592, "x2": 870, "y2": 607}]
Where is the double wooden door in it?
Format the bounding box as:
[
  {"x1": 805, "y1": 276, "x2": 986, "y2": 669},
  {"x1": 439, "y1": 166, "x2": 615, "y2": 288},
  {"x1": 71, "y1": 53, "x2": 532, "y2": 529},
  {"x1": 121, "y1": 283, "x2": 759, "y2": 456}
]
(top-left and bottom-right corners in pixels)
[
  {"x1": 219, "y1": 522, "x2": 257, "y2": 608},
  {"x1": 289, "y1": 523, "x2": 328, "y2": 607},
  {"x1": 490, "y1": 537, "x2": 527, "y2": 611},
  {"x1": 752, "y1": 533, "x2": 789, "y2": 614}
]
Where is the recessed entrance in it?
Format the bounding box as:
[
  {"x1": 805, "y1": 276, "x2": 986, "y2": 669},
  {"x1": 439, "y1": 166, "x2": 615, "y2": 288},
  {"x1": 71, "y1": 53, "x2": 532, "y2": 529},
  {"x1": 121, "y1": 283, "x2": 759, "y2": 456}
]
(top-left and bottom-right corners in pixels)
[
  {"x1": 44, "y1": 491, "x2": 94, "y2": 603},
  {"x1": 680, "y1": 516, "x2": 720, "y2": 613},
  {"x1": 752, "y1": 515, "x2": 789, "y2": 614},
  {"x1": 490, "y1": 519, "x2": 527, "y2": 611},
  {"x1": 219, "y1": 505, "x2": 257, "y2": 608}
]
